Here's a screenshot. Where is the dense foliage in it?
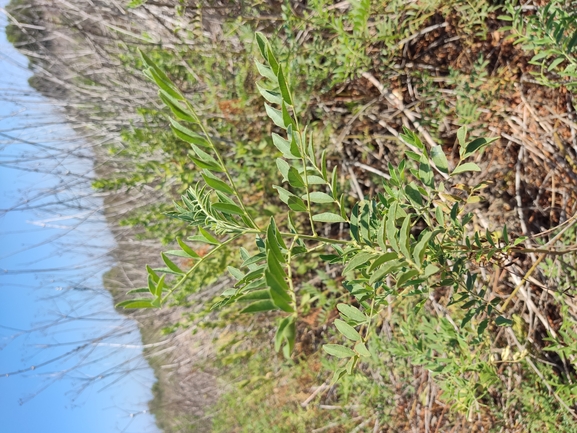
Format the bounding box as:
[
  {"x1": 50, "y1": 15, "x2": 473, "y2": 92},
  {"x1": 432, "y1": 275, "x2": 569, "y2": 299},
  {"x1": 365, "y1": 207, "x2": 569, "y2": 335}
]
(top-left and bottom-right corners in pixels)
[{"x1": 8, "y1": 0, "x2": 577, "y2": 431}]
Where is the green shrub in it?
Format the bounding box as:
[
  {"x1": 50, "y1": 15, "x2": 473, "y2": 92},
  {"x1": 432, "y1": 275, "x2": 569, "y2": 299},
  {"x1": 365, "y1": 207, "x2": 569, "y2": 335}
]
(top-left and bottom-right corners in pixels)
[{"x1": 115, "y1": 32, "x2": 577, "y2": 422}]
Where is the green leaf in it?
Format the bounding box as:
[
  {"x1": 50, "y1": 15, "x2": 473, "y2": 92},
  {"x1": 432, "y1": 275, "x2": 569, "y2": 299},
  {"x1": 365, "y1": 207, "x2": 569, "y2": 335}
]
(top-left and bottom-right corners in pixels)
[
  {"x1": 238, "y1": 289, "x2": 271, "y2": 302},
  {"x1": 265, "y1": 268, "x2": 293, "y2": 313},
  {"x1": 502, "y1": 224, "x2": 509, "y2": 244},
  {"x1": 277, "y1": 65, "x2": 293, "y2": 105},
  {"x1": 227, "y1": 266, "x2": 245, "y2": 280},
  {"x1": 477, "y1": 318, "x2": 489, "y2": 336},
  {"x1": 165, "y1": 249, "x2": 195, "y2": 258},
  {"x1": 265, "y1": 103, "x2": 286, "y2": 129},
  {"x1": 431, "y1": 145, "x2": 449, "y2": 173},
  {"x1": 530, "y1": 51, "x2": 550, "y2": 63},
  {"x1": 450, "y1": 203, "x2": 459, "y2": 221},
  {"x1": 284, "y1": 320, "x2": 296, "y2": 355},
  {"x1": 190, "y1": 155, "x2": 223, "y2": 172},
  {"x1": 350, "y1": 203, "x2": 360, "y2": 242},
  {"x1": 199, "y1": 227, "x2": 220, "y2": 245},
  {"x1": 345, "y1": 356, "x2": 355, "y2": 375},
  {"x1": 405, "y1": 151, "x2": 421, "y2": 161},
  {"x1": 567, "y1": 30, "x2": 577, "y2": 53},
  {"x1": 547, "y1": 57, "x2": 564, "y2": 71},
  {"x1": 255, "y1": 32, "x2": 268, "y2": 60},
  {"x1": 323, "y1": 344, "x2": 356, "y2": 358},
  {"x1": 169, "y1": 118, "x2": 210, "y2": 147},
  {"x1": 287, "y1": 196, "x2": 308, "y2": 212},
  {"x1": 147, "y1": 275, "x2": 156, "y2": 295},
  {"x1": 155, "y1": 274, "x2": 165, "y2": 298},
  {"x1": 354, "y1": 341, "x2": 371, "y2": 358},
  {"x1": 337, "y1": 303, "x2": 368, "y2": 323},
  {"x1": 271, "y1": 133, "x2": 290, "y2": 153},
  {"x1": 212, "y1": 202, "x2": 245, "y2": 216},
  {"x1": 412, "y1": 231, "x2": 433, "y2": 269},
  {"x1": 320, "y1": 150, "x2": 328, "y2": 180},
  {"x1": 241, "y1": 252, "x2": 266, "y2": 268},
  {"x1": 405, "y1": 183, "x2": 422, "y2": 206},
  {"x1": 397, "y1": 269, "x2": 420, "y2": 287},
  {"x1": 256, "y1": 83, "x2": 282, "y2": 105},
  {"x1": 342, "y1": 251, "x2": 374, "y2": 274},
  {"x1": 282, "y1": 101, "x2": 293, "y2": 128},
  {"x1": 368, "y1": 252, "x2": 398, "y2": 273},
  {"x1": 144, "y1": 66, "x2": 181, "y2": 101},
  {"x1": 495, "y1": 316, "x2": 513, "y2": 327},
  {"x1": 513, "y1": 236, "x2": 527, "y2": 246},
  {"x1": 334, "y1": 319, "x2": 361, "y2": 341},
  {"x1": 127, "y1": 288, "x2": 150, "y2": 295},
  {"x1": 240, "y1": 300, "x2": 277, "y2": 313},
  {"x1": 399, "y1": 216, "x2": 411, "y2": 259},
  {"x1": 266, "y1": 233, "x2": 285, "y2": 269},
  {"x1": 457, "y1": 126, "x2": 467, "y2": 148},
  {"x1": 485, "y1": 228, "x2": 496, "y2": 247},
  {"x1": 331, "y1": 367, "x2": 348, "y2": 385},
  {"x1": 463, "y1": 137, "x2": 497, "y2": 158},
  {"x1": 153, "y1": 267, "x2": 182, "y2": 276},
  {"x1": 190, "y1": 144, "x2": 219, "y2": 165},
  {"x1": 276, "y1": 158, "x2": 290, "y2": 180},
  {"x1": 273, "y1": 185, "x2": 294, "y2": 204},
  {"x1": 386, "y1": 204, "x2": 399, "y2": 252},
  {"x1": 418, "y1": 158, "x2": 433, "y2": 187},
  {"x1": 287, "y1": 167, "x2": 305, "y2": 188},
  {"x1": 140, "y1": 50, "x2": 174, "y2": 86},
  {"x1": 303, "y1": 191, "x2": 334, "y2": 203},
  {"x1": 306, "y1": 175, "x2": 326, "y2": 185},
  {"x1": 312, "y1": 212, "x2": 346, "y2": 223},
  {"x1": 255, "y1": 61, "x2": 277, "y2": 82},
  {"x1": 159, "y1": 90, "x2": 197, "y2": 123},
  {"x1": 360, "y1": 202, "x2": 371, "y2": 244},
  {"x1": 401, "y1": 127, "x2": 425, "y2": 150},
  {"x1": 267, "y1": 45, "x2": 279, "y2": 75},
  {"x1": 435, "y1": 206, "x2": 445, "y2": 226},
  {"x1": 146, "y1": 265, "x2": 159, "y2": 283},
  {"x1": 331, "y1": 167, "x2": 338, "y2": 196},
  {"x1": 451, "y1": 162, "x2": 481, "y2": 175},
  {"x1": 423, "y1": 264, "x2": 440, "y2": 278},
  {"x1": 369, "y1": 259, "x2": 403, "y2": 285},
  {"x1": 119, "y1": 300, "x2": 155, "y2": 309},
  {"x1": 202, "y1": 172, "x2": 234, "y2": 195},
  {"x1": 162, "y1": 252, "x2": 184, "y2": 274},
  {"x1": 376, "y1": 216, "x2": 387, "y2": 251},
  {"x1": 274, "y1": 317, "x2": 290, "y2": 352}
]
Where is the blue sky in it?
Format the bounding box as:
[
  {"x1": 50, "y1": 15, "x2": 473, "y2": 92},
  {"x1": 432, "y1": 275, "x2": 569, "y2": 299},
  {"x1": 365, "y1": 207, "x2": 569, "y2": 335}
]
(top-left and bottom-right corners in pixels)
[{"x1": 0, "y1": 3, "x2": 160, "y2": 432}]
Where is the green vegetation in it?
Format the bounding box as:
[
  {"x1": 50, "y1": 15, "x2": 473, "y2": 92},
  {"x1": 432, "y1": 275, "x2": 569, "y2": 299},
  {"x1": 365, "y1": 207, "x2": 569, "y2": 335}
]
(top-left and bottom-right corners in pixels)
[{"x1": 7, "y1": 0, "x2": 577, "y2": 431}]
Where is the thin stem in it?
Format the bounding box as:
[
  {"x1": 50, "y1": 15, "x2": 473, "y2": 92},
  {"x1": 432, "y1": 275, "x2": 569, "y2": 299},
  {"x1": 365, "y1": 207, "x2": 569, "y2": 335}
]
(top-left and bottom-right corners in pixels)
[
  {"x1": 282, "y1": 232, "x2": 348, "y2": 245},
  {"x1": 286, "y1": 236, "x2": 298, "y2": 313},
  {"x1": 298, "y1": 130, "x2": 317, "y2": 236},
  {"x1": 445, "y1": 244, "x2": 577, "y2": 256},
  {"x1": 160, "y1": 234, "x2": 243, "y2": 304},
  {"x1": 243, "y1": 229, "x2": 349, "y2": 245},
  {"x1": 363, "y1": 296, "x2": 377, "y2": 344},
  {"x1": 183, "y1": 99, "x2": 258, "y2": 230}
]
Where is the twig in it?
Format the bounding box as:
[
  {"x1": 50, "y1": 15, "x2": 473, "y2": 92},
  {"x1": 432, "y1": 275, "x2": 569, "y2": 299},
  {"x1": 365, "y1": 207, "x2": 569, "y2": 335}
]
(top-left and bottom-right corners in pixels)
[
  {"x1": 352, "y1": 161, "x2": 391, "y2": 180},
  {"x1": 501, "y1": 210, "x2": 577, "y2": 311},
  {"x1": 301, "y1": 382, "x2": 329, "y2": 407},
  {"x1": 396, "y1": 22, "x2": 448, "y2": 48}
]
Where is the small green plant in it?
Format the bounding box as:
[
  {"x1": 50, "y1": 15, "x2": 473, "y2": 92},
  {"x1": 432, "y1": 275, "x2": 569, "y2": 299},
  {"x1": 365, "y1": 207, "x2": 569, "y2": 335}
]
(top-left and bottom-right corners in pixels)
[
  {"x1": 117, "y1": 32, "x2": 577, "y2": 414},
  {"x1": 503, "y1": 0, "x2": 577, "y2": 91}
]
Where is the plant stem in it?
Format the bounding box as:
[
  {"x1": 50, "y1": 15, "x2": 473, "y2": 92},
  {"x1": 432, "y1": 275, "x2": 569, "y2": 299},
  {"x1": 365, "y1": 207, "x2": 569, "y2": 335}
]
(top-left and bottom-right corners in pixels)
[
  {"x1": 286, "y1": 236, "x2": 298, "y2": 313},
  {"x1": 183, "y1": 98, "x2": 258, "y2": 230},
  {"x1": 160, "y1": 234, "x2": 242, "y2": 304}
]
